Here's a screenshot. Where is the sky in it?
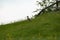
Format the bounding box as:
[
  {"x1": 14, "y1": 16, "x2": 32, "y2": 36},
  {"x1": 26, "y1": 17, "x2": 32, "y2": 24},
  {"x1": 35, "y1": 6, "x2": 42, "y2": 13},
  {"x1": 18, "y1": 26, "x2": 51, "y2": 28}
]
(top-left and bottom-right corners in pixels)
[{"x1": 0, "y1": 0, "x2": 41, "y2": 25}]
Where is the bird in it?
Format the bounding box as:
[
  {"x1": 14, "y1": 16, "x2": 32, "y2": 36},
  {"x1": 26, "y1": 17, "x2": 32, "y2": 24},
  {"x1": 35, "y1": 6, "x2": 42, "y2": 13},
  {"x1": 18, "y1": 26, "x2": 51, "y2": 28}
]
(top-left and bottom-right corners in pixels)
[{"x1": 27, "y1": 16, "x2": 31, "y2": 21}]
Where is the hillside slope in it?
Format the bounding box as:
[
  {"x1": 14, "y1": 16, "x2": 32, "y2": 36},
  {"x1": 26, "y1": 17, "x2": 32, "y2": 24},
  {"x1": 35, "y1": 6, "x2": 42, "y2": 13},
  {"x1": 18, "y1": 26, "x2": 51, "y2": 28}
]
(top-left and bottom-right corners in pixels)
[{"x1": 0, "y1": 11, "x2": 60, "y2": 40}]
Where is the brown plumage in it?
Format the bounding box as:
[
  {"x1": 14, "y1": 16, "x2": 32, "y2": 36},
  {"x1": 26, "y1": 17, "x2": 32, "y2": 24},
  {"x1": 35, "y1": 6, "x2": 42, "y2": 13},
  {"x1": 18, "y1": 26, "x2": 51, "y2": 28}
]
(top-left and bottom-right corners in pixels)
[{"x1": 27, "y1": 16, "x2": 31, "y2": 21}]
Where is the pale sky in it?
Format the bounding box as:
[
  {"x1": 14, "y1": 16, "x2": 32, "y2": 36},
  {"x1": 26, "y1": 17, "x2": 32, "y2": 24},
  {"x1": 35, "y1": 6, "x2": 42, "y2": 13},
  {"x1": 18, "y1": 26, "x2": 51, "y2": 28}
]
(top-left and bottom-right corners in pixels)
[
  {"x1": 0, "y1": 0, "x2": 54, "y2": 25},
  {"x1": 0, "y1": 0, "x2": 41, "y2": 25}
]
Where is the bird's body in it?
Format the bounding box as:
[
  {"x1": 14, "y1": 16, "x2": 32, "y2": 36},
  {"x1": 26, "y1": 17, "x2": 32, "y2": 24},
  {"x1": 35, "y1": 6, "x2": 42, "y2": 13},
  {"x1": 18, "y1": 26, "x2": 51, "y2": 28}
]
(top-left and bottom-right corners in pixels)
[{"x1": 27, "y1": 16, "x2": 31, "y2": 21}]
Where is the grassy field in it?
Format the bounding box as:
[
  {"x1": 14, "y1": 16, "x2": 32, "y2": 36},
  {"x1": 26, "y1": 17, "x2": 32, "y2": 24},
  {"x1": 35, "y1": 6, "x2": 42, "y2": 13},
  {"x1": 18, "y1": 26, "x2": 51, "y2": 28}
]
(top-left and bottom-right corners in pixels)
[{"x1": 0, "y1": 11, "x2": 60, "y2": 40}]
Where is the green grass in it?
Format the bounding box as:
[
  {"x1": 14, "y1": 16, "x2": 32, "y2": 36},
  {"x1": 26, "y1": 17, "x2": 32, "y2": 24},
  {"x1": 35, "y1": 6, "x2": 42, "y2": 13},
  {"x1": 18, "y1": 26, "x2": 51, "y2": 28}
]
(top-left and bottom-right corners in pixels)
[{"x1": 0, "y1": 11, "x2": 60, "y2": 40}]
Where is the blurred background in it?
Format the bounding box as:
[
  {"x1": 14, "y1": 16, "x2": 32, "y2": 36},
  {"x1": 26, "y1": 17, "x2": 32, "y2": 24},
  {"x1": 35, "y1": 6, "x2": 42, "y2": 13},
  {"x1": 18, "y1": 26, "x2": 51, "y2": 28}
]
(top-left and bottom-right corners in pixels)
[{"x1": 0, "y1": 0, "x2": 40, "y2": 24}]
